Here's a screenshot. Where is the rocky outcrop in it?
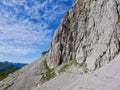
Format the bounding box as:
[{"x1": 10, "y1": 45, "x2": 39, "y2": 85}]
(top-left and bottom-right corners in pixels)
[{"x1": 47, "y1": 0, "x2": 120, "y2": 70}]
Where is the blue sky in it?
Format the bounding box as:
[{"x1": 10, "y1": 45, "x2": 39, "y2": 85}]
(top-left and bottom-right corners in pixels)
[{"x1": 0, "y1": 0, "x2": 73, "y2": 63}]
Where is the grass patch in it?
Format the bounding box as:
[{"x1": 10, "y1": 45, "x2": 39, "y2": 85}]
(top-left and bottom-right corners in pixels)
[
  {"x1": 59, "y1": 59, "x2": 84, "y2": 73},
  {"x1": 40, "y1": 61, "x2": 56, "y2": 83},
  {"x1": 59, "y1": 64, "x2": 70, "y2": 73},
  {"x1": 0, "y1": 69, "x2": 18, "y2": 81},
  {"x1": 118, "y1": 14, "x2": 120, "y2": 22},
  {"x1": 40, "y1": 60, "x2": 86, "y2": 82},
  {"x1": 70, "y1": 59, "x2": 84, "y2": 68}
]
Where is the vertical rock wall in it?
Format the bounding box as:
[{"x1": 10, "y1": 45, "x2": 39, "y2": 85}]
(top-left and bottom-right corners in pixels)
[{"x1": 47, "y1": 0, "x2": 120, "y2": 70}]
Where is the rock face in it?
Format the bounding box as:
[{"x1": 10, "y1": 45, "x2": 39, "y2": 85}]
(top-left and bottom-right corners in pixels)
[
  {"x1": 1, "y1": 0, "x2": 120, "y2": 90},
  {"x1": 47, "y1": 0, "x2": 120, "y2": 70}
]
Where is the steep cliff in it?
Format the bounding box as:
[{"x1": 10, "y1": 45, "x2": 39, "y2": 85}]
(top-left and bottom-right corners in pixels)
[
  {"x1": 1, "y1": 0, "x2": 120, "y2": 90},
  {"x1": 47, "y1": 0, "x2": 120, "y2": 71}
]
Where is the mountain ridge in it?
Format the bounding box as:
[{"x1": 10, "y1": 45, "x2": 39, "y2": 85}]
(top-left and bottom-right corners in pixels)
[
  {"x1": 0, "y1": 62, "x2": 18, "y2": 72},
  {"x1": 2, "y1": 61, "x2": 27, "y2": 68}
]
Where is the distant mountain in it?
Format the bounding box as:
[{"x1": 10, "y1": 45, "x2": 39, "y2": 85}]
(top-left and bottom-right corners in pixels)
[
  {"x1": 2, "y1": 61, "x2": 27, "y2": 68},
  {"x1": 0, "y1": 61, "x2": 27, "y2": 81},
  {"x1": 0, "y1": 61, "x2": 27, "y2": 72},
  {"x1": 0, "y1": 62, "x2": 18, "y2": 72}
]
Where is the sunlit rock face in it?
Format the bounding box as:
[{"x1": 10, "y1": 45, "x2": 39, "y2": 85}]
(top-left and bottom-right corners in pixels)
[{"x1": 47, "y1": 0, "x2": 120, "y2": 70}]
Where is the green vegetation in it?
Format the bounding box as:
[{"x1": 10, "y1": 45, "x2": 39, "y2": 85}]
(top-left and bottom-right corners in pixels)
[
  {"x1": 70, "y1": 59, "x2": 84, "y2": 68},
  {"x1": 59, "y1": 64, "x2": 70, "y2": 73},
  {"x1": 42, "y1": 50, "x2": 49, "y2": 55},
  {"x1": 40, "y1": 59, "x2": 86, "y2": 82},
  {"x1": 59, "y1": 59, "x2": 84, "y2": 73},
  {"x1": 40, "y1": 61, "x2": 56, "y2": 82},
  {"x1": 0, "y1": 69, "x2": 18, "y2": 81},
  {"x1": 0, "y1": 62, "x2": 18, "y2": 72},
  {"x1": 118, "y1": 14, "x2": 120, "y2": 22}
]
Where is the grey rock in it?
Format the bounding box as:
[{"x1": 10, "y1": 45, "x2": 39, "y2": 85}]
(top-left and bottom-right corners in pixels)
[{"x1": 47, "y1": 0, "x2": 120, "y2": 70}]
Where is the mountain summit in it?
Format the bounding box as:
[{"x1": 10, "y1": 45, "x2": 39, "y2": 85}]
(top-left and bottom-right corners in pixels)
[{"x1": 1, "y1": 0, "x2": 120, "y2": 90}]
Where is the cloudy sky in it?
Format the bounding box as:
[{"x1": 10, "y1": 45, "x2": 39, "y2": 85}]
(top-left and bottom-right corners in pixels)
[{"x1": 0, "y1": 0, "x2": 73, "y2": 63}]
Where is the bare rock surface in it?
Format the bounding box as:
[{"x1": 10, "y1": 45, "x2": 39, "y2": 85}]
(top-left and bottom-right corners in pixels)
[
  {"x1": 32, "y1": 53, "x2": 120, "y2": 90},
  {"x1": 0, "y1": 56, "x2": 47, "y2": 90}
]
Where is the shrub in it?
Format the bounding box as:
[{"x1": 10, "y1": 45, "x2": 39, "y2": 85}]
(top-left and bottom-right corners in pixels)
[{"x1": 42, "y1": 50, "x2": 49, "y2": 55}]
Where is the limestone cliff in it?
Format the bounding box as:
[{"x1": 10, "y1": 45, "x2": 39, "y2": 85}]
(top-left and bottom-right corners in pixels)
[
  {"x1": 47, "y1": 0, "x2": 120, "y2": 70},
  {"x1": 1, "y1": 0, "x2": 120, "y2": 90}
]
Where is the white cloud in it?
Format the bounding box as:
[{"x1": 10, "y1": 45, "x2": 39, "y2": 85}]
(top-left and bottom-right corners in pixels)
[
  {"x1": 0, "y1": 0, "x2": 73, "y2": 62},
  {"x1": 0, "y1": 54, "x2": 4, "y2": 59},
  {"x1": 0, "y1": 45, "x2": 36, "y2": 55},
  {"x1": 0, "y1": 23, "x2": 52, "y2": 55}
]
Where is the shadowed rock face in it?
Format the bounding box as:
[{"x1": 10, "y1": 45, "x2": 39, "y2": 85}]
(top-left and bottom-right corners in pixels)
[
  {"x1": 47, "y1": 0, "x2": 91, "y2": 68},
  {"x1": 47, "y1": 0, "x2": 120, "y2": 70},
  {"x1": 1, "y1": 0, "x2": 120, "y2": 90}
]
